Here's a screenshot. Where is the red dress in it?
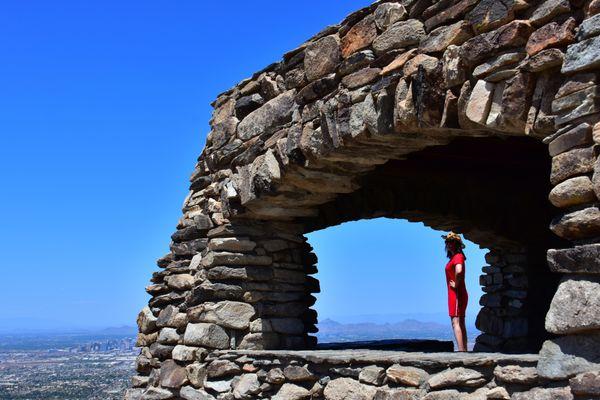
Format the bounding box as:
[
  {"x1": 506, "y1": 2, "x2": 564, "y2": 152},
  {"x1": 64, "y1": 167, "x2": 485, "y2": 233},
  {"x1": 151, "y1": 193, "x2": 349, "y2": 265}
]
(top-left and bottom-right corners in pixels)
[{"x1": 445, "y1": 253, "x2": 468, "y2": 317}]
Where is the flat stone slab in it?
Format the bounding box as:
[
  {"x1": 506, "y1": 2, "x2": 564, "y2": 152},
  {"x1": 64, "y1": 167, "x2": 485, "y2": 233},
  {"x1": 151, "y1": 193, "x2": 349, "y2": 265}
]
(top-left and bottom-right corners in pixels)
[{"x1": 214, "y1": 349, "x2": 538, "y2": 368}]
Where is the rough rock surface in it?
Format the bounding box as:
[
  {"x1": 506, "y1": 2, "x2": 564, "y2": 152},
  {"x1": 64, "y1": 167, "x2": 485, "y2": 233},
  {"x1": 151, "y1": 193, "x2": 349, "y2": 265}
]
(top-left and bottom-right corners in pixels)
[
  {"x1": 272, "y1": 383, "x2": 311, "y2": 400},
  {"x1": 427, "y1": 367, "x2": 486, "y2": 389},
  {"x1": 569, "y1": 370, "x2": 600, "y2": 395},
  {"x1": 372, "y1": 20, "x2": 425, "y2": 54},
  {"x1": 183, "y1": 323, "x2": 230, "y2": 349},
  {"x1": 386, "y1": 364, "x2": 429, "y2": 387},
  {"x1": 546, "y1": 276, "x2": 600, "y2": 334},
  {"x1": 512, "y1": 387, "x2": 573, "y2": 400},
  {"x1": 548, "y1": 176, "x2": 596, "y2": 208},
  {"x1": 323, "y1": 377, "x2": 377, "y2": 400},
  {"x1": 538, "y1": 334, "x2": 600, "y2": 379},
  {"x1": 547, "y1": 244, "x2": 600, "y2": 274}
]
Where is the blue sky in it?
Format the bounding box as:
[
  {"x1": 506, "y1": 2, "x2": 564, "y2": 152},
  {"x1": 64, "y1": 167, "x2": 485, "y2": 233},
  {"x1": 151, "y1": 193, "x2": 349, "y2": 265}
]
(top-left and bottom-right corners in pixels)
[
  {"x1": 0, "y1": 0, "x2": 485, "y2": 331},
  {"x1": 309, "y1": 219, "x2": 484, "y2": 327}
]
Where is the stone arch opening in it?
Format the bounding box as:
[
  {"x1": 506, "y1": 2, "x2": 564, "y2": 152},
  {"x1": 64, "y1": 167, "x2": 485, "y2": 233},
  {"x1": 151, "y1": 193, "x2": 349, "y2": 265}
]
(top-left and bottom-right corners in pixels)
[
  {"x1": 172, "y1": 134, "x2": 566, "y2": 355},
  {"x1": 294, "y1": 135, "x2": 567, "y2": 354},
  {"x1": 306, "y1": 217, "x2": 486, "y2": 349}
]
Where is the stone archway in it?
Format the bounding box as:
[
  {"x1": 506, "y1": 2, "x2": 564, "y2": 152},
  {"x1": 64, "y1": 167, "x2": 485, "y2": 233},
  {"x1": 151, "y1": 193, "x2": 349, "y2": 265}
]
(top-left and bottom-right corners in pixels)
[
  {"x1": 130, "y1": 1, "x2": 600, "y2": 398},
  {"x1": 303, "y1": 135, "x2": 565, "y2": 354}
]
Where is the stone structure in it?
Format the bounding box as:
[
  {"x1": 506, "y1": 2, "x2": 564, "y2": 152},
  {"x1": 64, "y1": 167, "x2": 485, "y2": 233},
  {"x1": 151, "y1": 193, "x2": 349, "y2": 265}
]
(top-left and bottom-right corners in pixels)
[{"x1": 127, "y1": 0, "x2": 600, "y2": 398}]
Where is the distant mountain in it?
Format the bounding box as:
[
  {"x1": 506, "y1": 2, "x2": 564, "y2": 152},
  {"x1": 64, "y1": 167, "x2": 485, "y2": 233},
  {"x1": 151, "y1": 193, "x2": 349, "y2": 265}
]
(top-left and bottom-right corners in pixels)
[
  {"x1": 316, "y1": 318, "x2": 478, "y2": 343},
  {"x1": 0, "y1": 320, "x2": 137, "y2": 336},
  {"x1": 322, "y1": 312, "x2": 478, "y2": 326}
]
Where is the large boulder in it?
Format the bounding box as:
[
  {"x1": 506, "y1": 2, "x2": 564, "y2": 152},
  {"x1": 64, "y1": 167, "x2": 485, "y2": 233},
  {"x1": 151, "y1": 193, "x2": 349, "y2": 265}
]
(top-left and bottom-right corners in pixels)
[
  {"x1": 466, "y1": 0, "x2": 517, "y2": 33},
  {"x1": 186, "y1": 362, "x2": 208, "y2": 388},
  {"x1": 386, "y1": 364, "x2": 429, "y2": 387},
  {"x1": 422, "y1": 389, "x2": 461, "y2": 400},
  {"x1": 142, "y1": 387, "x2": 174, "y2": 400},
  {"x1": 157, "y1": 327, "x2": 180, "y2": 345},
  {"x1": 232, "y1": 373, "x2": 261, "y2": 399},
  {"x1": 137, "y1": 306, "x2": 158, "y2": 334},
  {"x1": 190, "y1": 301, "x2": 255, "y2": 330},
  {"x1": 375, "y1": 388, "x2": 426, "y2": 399},
  {"x1": 323, "y1": 377, "x2": 377, "y2": 400},
  {"x1": 165, "y1": 274, "x2": 195, "y2": 291},
  {"x1": 545, "y1": 276, "x2": 600, "y2": 334},
  {"x1": 427, "y1": 367, "x2": 486, "y2": 389},
  {"x1": 548, "y1": 176, "x2": 596, "y2": 208},
  {"x1": 562, "y1": 35, "x2": 600, "y2": 73},
  {"x1": 465, "y1": 80, "x2": 494, "y2": 124},
  {"x1": 459, "y1": 20, "x2": 532, "y2": 66},
  {"x1": 358, "y1": 365, "x2": 385, "y2": 385},
  {"x1": 547, "y1": 244, "x2": 600, "y2": 274},
  {"x1": 550, "y1": 206, "x2": 600, "y2": 240},
  {"x1": 159, "y1": 359, "x2": 189, "y2": 388},
  {"x1": 172, "y1": 345, "x2": 197, "y2": 362},
  {"x1": 207, "y1": 359, "x2": 241, "y2": 378},
  {"x1": 550, "y1": 139, "x2": 595, "y2": 181},
  {"x1": 526, "y1": 18, "x2": 576, "y2": 56},
  {"x1": 538, "y1": 333, "x2": 600, "y2": 379},
  {"x1": 530, "y1": 0, "x2": 571, "y2": 26},
  {"x1": 372, "y1": 19, "x2": 425, "y2": 54},
  {"x1": 237, "y1": 90, "x2": 296, "y2": 141},
  {"x1": 180, "y1": 386, "x2": 215, "y2": 400},
  {"x1": 419, "y1": 20, "x2": 472, "y2": 54},
  {"x1": 183, "y1": 323, "x2": 230, "y2": 349},
  {"x1": 569, "y1": 370, "x2": 600, "y2": 396},
  {"x1": 304, "y1": 35, "x2": 341, "y2": 81},
  {"x1": 283, "y1": 365, "x2": 317, "y2": 382},
  {"x1": 272, "y1": 383, "x2": 311, "y2": 400},
  {"x1": 238, "y1": 332, "x2": 280, "y2": 350},
  {"x1": 548, "y1": 123, "x2": 593, "y2": 157},
  {"x1": 373, "y1": 3, "x2": 407, "y2": 31},
  {"x1": 156, "y1": 305, "x2": 187, "y2": 329},
  {"x1": 493, "y1": 365, "x2": 538, "y2": 385},
  {"x1": 511, "y1": 387, "x2": 573, "y2": 400},
  {"x1": 340, "y1": 15, "x2": 377, "y2": 58}
]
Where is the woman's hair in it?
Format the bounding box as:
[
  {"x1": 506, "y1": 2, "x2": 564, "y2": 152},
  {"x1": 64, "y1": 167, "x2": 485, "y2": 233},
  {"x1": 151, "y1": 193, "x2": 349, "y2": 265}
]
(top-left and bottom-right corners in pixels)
[{"x1": 446, "y1": 240, "x2": 467, "y2": 259}]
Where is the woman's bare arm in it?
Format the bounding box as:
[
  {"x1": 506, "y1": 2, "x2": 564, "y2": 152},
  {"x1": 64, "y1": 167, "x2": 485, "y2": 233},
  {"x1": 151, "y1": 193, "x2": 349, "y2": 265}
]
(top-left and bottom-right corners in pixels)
[
  {"x1": 449, "y1": 263, "x2": 464, "y2": 288},
  {"x1": 455, "y1": 263, "x2": 464, "y2": 286}
]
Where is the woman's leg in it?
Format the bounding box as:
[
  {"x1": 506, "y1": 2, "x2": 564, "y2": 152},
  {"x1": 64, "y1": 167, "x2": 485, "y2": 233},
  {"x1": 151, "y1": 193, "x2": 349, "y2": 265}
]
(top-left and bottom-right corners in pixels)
[
  {"x1": 451, "y1": 317, "x2": 467, "y2": 351},
  {"x1": 450, "y1": 317, "x2": 465, "y2": 351},
  {"x1": 459, "y1": 317, "x2": 468, "y2": 351}
]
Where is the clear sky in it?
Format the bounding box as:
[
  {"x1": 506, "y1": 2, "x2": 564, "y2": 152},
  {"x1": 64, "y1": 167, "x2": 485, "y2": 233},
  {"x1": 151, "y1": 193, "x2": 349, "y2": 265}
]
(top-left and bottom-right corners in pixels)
[
  {"x1": 309, "y1": 218, "x2": 484, "y2": 328},
  {"x1": 0, "y1": 0, "x2": 485, "y2": 331}
]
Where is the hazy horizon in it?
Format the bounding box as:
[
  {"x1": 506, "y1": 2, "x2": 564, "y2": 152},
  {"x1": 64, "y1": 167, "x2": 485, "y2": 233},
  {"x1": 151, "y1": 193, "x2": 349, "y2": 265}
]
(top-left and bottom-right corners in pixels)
[{"x1": 0, "y1": 309, "x2": 479, "y2": 334}]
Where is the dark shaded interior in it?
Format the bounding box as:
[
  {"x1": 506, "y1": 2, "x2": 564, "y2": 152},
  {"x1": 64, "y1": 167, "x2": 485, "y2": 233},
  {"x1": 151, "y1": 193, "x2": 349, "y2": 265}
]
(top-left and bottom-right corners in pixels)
[{"x1": 302, "y1": 136, "x2": 568, "y2": 353}]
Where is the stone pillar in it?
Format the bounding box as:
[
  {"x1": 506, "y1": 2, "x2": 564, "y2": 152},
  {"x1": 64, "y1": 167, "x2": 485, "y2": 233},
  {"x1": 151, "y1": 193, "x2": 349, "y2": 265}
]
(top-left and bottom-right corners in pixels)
[
  {"x1": 537, "y1": 9, "x2": 600, "y2": 387},
  {"x1": 185, "y1": 221, "x2": 319, "y2": 351},
  {"x1": 475, "y1": 247, "x2": 531, "y2": 353},
  {"x1": 132, "y1": 152, "x2": 321, "y2": 393}
]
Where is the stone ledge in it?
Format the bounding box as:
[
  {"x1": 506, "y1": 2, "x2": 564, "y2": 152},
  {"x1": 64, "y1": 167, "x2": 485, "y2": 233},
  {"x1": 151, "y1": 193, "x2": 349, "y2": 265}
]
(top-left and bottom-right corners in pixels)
[{"x1": 213, "y1": 349, "x2": 538, "y2": 368}]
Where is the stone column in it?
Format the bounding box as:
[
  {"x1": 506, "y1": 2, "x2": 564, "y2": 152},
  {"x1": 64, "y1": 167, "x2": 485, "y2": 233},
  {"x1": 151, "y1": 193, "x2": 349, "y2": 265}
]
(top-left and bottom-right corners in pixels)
[
  {"x1": 475, "y1": 247, "x2": 531, "y2": 353},
  {"x1": 185, "y1": 221, "x2": 318, "y2": 351},
  {"x1": 537, "y1": 9, "x2": 600, "y2": 388}
]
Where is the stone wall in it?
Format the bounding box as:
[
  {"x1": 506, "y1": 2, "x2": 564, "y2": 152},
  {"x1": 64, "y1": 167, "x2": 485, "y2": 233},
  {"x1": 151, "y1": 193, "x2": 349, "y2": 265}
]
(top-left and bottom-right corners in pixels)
[
  {"x1": 129, "y1": 348, "x2": 600, "y2": 399},
  {"x1": 128, "y1": 0, "x2": 600, "y2": 398}
]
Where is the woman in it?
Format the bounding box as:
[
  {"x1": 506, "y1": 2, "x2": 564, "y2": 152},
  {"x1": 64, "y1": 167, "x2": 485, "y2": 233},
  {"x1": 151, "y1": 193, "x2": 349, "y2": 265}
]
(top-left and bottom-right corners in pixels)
[{"x1": 442, "y1": 231, "x2": 468, "y2": 352}]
